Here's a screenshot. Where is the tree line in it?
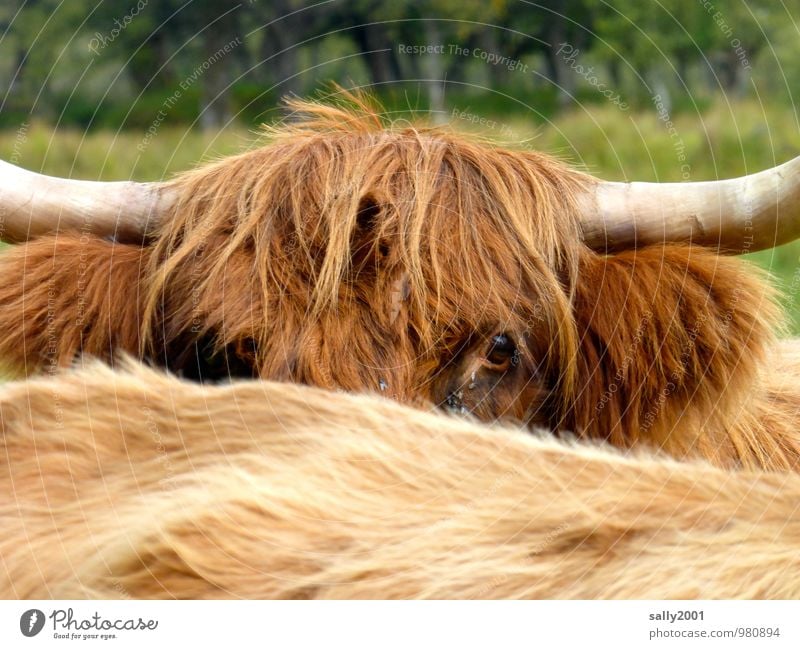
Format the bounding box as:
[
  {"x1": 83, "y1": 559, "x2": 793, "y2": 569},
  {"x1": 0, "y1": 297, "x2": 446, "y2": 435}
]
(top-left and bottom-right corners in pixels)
[{"x1": 0, "y1": 0, "x2": 794, "y2": 129}]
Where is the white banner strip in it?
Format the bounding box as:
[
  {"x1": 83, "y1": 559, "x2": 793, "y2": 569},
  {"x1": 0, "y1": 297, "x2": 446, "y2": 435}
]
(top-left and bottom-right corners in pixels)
[{"x1": 0, "y1": 600, "x2": 797, "y2": 648}]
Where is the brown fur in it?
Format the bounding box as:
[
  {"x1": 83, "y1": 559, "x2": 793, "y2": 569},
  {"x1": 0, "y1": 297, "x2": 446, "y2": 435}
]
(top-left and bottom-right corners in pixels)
[
  {"x1": 2, "y1": 359, "x2": 800, "y2": 599},
  {"x1": 0, "y1": 91, "x2": 796, "y2": 470},
  {"x1": 0, "y1": 236, "x2": 145, "y2": 374},
  {"x1": 568, "y1": 246, "x2": 793, "y2": 469}
]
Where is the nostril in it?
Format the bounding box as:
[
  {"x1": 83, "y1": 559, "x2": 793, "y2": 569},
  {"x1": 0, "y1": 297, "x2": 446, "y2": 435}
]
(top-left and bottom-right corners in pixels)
[{"x1": 484, "y1": 334, "x2": 518, "y2": 370}]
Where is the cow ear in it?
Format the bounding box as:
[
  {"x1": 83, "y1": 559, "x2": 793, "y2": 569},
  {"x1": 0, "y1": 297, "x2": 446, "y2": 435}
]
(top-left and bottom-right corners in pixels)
[
  {"x1": 0, "y1": 235, "x2": 147, "y2": 375},
  {"x1": 567, "y1": 245, "x2": 779, "y2": 453}
]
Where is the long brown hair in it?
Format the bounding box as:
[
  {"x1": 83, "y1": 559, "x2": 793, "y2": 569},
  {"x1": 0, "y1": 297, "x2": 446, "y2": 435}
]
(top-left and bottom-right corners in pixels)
[{"x1": 0, "y1": 90, "x2": 792, "y2": 469}]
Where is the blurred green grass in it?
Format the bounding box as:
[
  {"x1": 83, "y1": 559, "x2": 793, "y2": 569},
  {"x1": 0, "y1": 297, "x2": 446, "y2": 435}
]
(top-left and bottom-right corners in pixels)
[{"x1": 2, "y1": 98, "x2": 800, "y2": 332}]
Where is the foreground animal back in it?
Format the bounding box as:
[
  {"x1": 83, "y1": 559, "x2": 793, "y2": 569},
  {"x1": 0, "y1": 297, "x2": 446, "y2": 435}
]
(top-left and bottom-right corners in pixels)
[{"x1": 1, "y1": 361, "x2": 799, "y2": 599}]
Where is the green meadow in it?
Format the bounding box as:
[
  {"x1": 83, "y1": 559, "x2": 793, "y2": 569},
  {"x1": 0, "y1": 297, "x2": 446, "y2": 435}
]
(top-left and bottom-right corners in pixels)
[{"x1": 2, "y1": 99, "x2": 800, "y2": 331}]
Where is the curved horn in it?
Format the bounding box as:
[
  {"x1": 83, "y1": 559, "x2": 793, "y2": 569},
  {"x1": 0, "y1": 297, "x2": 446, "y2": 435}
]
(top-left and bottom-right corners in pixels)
[
  {"x1": 579, "y1": 154, "x2": 800, "y2": 253},
  {"x1": 0, "y1": 159, "x2": 175, "y2": 243}
]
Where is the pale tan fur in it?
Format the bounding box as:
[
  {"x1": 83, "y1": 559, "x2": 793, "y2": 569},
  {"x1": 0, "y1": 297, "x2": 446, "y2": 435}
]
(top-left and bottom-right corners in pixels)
[{"x1": 2, "y1": 355, "x2": 799, "y2": 599}]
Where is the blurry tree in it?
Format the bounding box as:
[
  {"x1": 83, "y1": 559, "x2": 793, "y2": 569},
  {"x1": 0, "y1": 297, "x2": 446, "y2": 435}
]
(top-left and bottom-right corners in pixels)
[
  {"x1": 244, "y1": 0, "x2": 339, "y2": 97},
  {"x1": 588, "y1": 0, "x2": 771, "y2": 107},
  {"x1": 503, "y1": 0, "x2": 597, "y2": 106},
  {"x1": 0, "y1": 0, "x2": 87, "y2": 120},
  {"x1": 0, "y1": 0, "x2": 794, "y2": 129}
]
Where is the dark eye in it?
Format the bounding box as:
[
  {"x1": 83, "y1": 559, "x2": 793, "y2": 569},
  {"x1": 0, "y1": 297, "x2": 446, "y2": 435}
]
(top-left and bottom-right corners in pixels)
[{"x1": 484, "y1": 334, "x2": 518, "y2": 370}]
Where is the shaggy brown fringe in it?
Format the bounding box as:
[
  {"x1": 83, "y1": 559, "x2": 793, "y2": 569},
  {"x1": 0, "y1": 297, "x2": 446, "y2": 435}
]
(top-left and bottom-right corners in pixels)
[
  {"x1": 0, "y1": 90, "x2": 797, "y2": 470},
  {"x1": 2, "y1": 360, "x2": 800, "y2": 599},
  {"x1": 143, "y1": 91, "x2": 588, "y2": 405}
]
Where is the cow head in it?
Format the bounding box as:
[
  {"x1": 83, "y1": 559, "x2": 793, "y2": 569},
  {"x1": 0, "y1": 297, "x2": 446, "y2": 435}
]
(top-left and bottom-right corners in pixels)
[{"x1": 0, "y1": 92, "x2": 794, "y2": 454}]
